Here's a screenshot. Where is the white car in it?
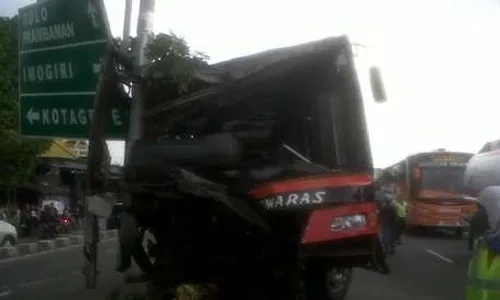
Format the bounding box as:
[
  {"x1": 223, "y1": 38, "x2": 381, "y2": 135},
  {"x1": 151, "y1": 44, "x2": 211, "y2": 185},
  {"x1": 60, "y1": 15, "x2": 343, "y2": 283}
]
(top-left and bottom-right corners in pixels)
[{"x1": 0, "y1": 219, "x2": 18, "y2": 247}]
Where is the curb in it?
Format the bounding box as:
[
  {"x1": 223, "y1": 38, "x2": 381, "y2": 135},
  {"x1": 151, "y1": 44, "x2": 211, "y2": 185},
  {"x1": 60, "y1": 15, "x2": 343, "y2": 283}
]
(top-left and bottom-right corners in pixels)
[{"x1": 0, "y1": 229, "x2": 118, "y2": 260}]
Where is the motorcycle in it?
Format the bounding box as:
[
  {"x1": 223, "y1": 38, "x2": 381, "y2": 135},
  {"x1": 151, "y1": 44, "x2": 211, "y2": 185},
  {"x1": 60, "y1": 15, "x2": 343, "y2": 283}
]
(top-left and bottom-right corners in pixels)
[{"x1": 58, "y1": 216, "x2": 74, "y2": 234}]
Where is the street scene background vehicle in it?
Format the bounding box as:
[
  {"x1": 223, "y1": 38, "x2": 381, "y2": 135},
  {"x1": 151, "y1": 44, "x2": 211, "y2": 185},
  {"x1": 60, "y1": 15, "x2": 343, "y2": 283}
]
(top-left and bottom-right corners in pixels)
[{"x1": 378, "y1": 151, "x2": 477, "y2": 234}]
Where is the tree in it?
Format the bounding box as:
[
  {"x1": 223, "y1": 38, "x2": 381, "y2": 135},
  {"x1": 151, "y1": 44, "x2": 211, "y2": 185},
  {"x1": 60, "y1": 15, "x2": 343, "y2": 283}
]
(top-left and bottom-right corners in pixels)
[
  {"x1": 112, "y1": 32, "x2": 209, "y2": 112},
  {"x1": 0, "y1": 16, "x2": 49, "y2": 195},
  {"x1": 143, "y1": 32, "x2": 209, "y2": 110}
]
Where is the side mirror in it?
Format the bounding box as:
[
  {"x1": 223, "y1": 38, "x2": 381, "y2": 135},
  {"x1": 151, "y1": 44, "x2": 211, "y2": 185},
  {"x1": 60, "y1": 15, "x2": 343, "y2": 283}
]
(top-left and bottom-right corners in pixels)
[{"x1": 369, "y1": 66, "x2": 387, "y2": 103}]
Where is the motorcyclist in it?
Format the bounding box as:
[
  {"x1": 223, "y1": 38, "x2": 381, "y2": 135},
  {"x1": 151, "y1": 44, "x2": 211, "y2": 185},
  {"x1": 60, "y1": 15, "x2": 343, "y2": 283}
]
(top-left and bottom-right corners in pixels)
[
  {"x1": 60, "y1": 209, "x2": 74, "y2": 231},
  {"x1": 63, "y1": 209, "x2": 74, "y2": 221}
]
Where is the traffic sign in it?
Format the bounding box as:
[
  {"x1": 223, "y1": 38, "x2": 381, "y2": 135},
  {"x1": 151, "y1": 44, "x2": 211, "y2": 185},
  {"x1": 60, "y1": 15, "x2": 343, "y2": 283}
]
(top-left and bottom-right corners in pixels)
[
  {"x1": 18, "y1": 0, "x2": 129, "y2": 139},
  {"x1": 20, "y1": 94, "x2": 129, "y2": 139},
  {"x1": 20, "y1": 42, "x2": 106, "y2": 95}
]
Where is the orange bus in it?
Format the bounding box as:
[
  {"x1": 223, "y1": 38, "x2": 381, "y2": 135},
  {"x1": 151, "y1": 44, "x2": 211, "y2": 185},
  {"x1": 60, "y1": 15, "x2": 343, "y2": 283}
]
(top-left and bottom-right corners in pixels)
[{"x1": 379, "y1": 150, "x2": 477, "y2": 235}]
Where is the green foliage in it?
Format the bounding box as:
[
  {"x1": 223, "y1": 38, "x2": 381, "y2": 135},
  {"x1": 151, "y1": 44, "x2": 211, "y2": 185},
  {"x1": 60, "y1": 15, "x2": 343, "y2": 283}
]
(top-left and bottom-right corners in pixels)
[
  {"x1": 0, "y1": 17, "x2": 18, "y2": 130},
  {"x1": 144, "y1": 32, "x2": 209, "y2": 109},
  {"x1": 0, "y1": 16, "x2": 50, "y2": 188}
]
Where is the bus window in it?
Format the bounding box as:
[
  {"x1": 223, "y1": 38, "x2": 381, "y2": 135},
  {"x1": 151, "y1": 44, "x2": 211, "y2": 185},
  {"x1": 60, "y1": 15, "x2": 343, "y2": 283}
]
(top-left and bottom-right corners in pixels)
[{"x1": 420, "y1": 166, "x2": 468, "y2": 195}]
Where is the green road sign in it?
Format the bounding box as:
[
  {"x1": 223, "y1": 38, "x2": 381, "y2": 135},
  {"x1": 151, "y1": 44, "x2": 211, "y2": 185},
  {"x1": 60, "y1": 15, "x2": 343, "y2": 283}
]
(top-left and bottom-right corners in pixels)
[
  {"x1": 19, "y1": 0, "x2": 108, "y2": 52},
  {"x1": 20, "y1": 95, "x2": 129, "y2": 139},
  {"x1": 18, "y1": 0, "x2": 129, "y2": 139},
  {"x1": 20, "y1": 42, "x2": 105, "y2": 94}
]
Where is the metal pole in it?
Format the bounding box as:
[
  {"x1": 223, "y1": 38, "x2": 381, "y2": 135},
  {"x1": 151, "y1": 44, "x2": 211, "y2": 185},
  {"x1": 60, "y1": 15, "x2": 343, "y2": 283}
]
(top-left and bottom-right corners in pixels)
[
  {"x1": 83, "y1": 45, "x2": 118, "y2": 288},
  {"x1": 122, "y1": 0, "x2": 133, "y2": 50},
  {"x1": 124, "y1": 0, "x2": 155, "y2": 164},
  {"x1": 122, "y1": 0, "x2": 133, "y2": 159}
]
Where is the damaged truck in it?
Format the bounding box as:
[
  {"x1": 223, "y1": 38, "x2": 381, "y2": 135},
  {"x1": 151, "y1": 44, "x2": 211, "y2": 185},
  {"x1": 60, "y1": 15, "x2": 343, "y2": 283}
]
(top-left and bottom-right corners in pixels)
[{"x1": 87, "y1": 35, "x2": 389, "y2": 300}]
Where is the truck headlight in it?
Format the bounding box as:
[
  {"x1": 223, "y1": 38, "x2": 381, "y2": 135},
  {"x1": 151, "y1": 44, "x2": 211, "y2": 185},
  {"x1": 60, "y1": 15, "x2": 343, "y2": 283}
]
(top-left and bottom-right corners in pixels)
[{"x1": 331, "y1": 214, "x2": 367, "y2": 232}]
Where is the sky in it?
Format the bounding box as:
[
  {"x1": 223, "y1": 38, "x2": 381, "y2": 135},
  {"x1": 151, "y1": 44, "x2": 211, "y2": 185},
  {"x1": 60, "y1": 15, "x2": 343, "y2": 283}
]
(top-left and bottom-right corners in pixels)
[{"x1": 3, "y1": 0, "x2": 500, "y2": 167}]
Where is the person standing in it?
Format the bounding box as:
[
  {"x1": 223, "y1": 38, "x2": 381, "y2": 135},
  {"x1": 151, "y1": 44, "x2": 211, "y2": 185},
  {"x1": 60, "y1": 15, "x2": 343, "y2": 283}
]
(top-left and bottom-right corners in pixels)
[
  {"x1": 469, "y1": 203, "x2": 489, "y2": 251},
  {"x1": 30, "y1": 208, "x2": 39, "y2": 237},
  {"x1": 8, "y1": 209, "x2": 21, "y2": 231},
  {"x1": 40, "y1": 205, "x2": 51, "y2": 239},
  {"x1": 379, "y1": 196, "x2": 399, "y2": 255},
  {"x1": 465, "y1": 186, "x2": 500, "y2": 300},
  {"x1": 394, "y1": 199, "x2": 408, "y2": 245},
  {"x1": 116, "y1": 205, "x2": 153, "y2": 279},
  {"x1": 73, "y1": 205, "x2": 81, "y2": 227}
]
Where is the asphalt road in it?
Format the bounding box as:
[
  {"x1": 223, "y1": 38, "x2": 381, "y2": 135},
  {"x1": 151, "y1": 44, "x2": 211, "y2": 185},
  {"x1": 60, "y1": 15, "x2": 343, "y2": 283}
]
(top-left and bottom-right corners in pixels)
[
  {"x1": 0, "y1": 238, "x2": 138, "y2": 300},
  {"x1": 347, "y1": 231, "x2": 471, "y2": 300},
  {"x1": 0, "y1": 231, "x2": 471, "y2": 300}
]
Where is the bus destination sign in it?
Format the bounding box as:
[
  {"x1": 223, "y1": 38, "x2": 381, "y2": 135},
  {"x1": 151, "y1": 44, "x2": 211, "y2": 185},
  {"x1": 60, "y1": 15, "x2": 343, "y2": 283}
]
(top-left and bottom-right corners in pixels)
[{"x1": 418, "y1": 155, "x2": 470, "y2": 167}]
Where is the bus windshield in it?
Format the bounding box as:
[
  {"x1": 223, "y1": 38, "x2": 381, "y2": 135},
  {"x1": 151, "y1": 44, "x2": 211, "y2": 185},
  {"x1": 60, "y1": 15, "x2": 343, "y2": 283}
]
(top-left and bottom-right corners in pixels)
[{"x1": 420, "y1": 166, "x2": 468, "y2": 196}]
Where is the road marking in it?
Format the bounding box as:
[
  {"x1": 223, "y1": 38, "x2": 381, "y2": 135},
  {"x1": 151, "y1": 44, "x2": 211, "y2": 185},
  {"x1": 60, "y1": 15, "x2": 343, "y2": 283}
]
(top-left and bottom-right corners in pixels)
[{"x1": 425, "y1": 248, "x2": 454, "y2": 264}]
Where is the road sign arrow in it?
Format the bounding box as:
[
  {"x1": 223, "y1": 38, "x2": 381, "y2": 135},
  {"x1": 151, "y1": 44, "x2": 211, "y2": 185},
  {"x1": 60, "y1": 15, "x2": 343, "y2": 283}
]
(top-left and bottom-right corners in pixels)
[
  {"x1": 26, "y1": 107, "x2": 40, "y2": 125},
  {"x1": 92, "y1": 57, "x2": 103, "y2": 74},
  {"x1": 92, "y1": 63, "x2": 101, "y2": 74},
  {"x1": 87, "y1": 1, "x2": 99, "y2": 29}
]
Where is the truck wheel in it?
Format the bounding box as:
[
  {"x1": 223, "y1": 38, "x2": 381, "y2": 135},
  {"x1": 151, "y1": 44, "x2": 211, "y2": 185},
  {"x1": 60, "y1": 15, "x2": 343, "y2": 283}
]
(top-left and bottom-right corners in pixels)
[
  {"x1": 326, "y1": 268, "x2": 353, "y2": 300},
  {"x1": 304, "y1": 265, "x2": 352, "y2": 300}
]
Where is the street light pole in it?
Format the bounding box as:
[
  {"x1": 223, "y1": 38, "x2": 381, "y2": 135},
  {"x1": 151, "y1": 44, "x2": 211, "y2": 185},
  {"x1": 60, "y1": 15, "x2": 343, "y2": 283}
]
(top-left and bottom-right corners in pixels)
[{"x1": 124, "y1": 0, "x2": 155, "y2": 164}]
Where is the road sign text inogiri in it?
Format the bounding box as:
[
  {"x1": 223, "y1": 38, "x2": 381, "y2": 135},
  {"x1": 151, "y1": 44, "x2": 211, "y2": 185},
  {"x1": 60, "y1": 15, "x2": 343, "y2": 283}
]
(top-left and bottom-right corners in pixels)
[{"x1": 18, "y1": 0, "x2": 129, "y2": 139}]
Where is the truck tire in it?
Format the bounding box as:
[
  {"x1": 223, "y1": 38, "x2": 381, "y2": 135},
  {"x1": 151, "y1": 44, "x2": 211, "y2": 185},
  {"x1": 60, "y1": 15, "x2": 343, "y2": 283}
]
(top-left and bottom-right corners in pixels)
[
  {"x1": 304, "y1": 264, "x2": 353, "y2": 300},
  {"x1": 326, "y1": 268, "x2": 352, "y2": 300}
]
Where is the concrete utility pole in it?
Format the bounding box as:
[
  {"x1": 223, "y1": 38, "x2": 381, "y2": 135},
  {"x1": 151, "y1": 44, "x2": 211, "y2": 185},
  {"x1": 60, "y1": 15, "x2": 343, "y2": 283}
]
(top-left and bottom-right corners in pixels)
[
  {"x1": 124, "y1": 0, "x2": 155, "y2": 164},
  {"x1": 122, "y1": 0, "x2": 133, "y2": 51}
]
